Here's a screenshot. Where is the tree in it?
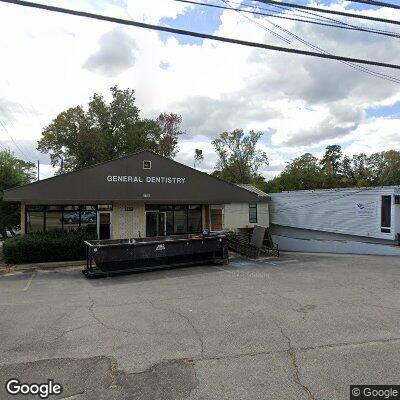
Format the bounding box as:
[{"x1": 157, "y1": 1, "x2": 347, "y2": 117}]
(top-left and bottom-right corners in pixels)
[
  {"x1": 212, "y1": 129, "x2": 268, "y2": 188},
  {"x1": 0, "y1": 150, "x2": 35, "y2": 238},
  {"x1": 379, "y1": 150, "x2": 400, "y2": 186},
  {"x1": 155, "y1": 113, "x2": 184, "y2": 158},
  {"x1": 320, "y1": 145, "x2": 343, "y2": 188},
  {"x1": 194, "y1": 149, "x2": 204, "y2": 168},
  {"x1": 37, "y1": 86, "x2": 184, "y2": 172},
  {"x1": 320, "y1": 145, "x2": 342, "y2": 173},
  {"x1": 278, "y1": 153, "x2": 323, "y2": 191}
]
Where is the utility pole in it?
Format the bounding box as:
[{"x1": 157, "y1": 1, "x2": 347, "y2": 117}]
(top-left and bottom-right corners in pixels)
[{"x1": 37, "y1": 160, "x2": 40, "y2": 181}]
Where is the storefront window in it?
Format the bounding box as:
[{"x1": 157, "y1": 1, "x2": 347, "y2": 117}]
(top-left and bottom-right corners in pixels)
[
  {"x1": 174, "y1": 206, "x2": 188, "y2": 234},
  {"x1": 188, "y1": 205, "x2": 201, "y2": 233},
  {"x1": 63, "y1": 206, "x2": 80, "y2": 231},
  {"x1": 81, "y1": 206, "x2": 97, "y2": 233},
  {"x1": 46, "y1": 206, "x2": 63, "y2": 231},
  {"x1": 26, "y1": 210, "x2": 45, "y2": 233}
]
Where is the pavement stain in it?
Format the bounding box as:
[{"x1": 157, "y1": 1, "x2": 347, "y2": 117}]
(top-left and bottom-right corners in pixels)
[{"x1": 0, "y1": 356, "x2": 198, "y2": 400}]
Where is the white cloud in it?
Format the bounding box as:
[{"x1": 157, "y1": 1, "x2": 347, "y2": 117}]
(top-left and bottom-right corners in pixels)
[{"x1": 0, "y1": 0, "x2": 399, "y2": 180}]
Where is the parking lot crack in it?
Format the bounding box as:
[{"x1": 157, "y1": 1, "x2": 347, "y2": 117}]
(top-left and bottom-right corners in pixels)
[
  {"x1": 277, "y1": 324, "x2": 318, "y2": 400},
  {"x1": 88, "y1": 295, "x2": 137, "y2": 337},
  {"x1": 49, "y1": 324, "x2": 94, "y2": 343},
  {"x1": 147, "y1": 300, "x2": 205, "y2": 359}
]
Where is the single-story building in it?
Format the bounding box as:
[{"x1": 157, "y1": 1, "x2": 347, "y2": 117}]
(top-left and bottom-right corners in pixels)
[
  {"x1": 269, "y1": 186, "x2": 400, "y2": 256},
  {"x1": 3, "y1": 151, "x2": 270, "y2": 239}
]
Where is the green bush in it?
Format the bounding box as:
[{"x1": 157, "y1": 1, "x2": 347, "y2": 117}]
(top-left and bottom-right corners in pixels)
[{"x1": 2, "y1": 230, "x2": 97, "y2": 264}]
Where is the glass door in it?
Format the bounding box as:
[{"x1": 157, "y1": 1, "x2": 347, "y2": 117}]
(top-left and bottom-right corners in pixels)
[
  {"x1": 98, "y1": 212, "x2": 111, "y2": 240},
  {"x1": 146, "y1": 211, "x2": 167, "y2": 237}
]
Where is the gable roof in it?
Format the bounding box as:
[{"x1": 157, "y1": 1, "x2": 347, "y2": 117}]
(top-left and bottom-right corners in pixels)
[
  {"x1": 3, "y1": 150, "x2": 262, "y2": 204},
  {"x1": 236, "y1": 184, "x2": 270, "y2": 200}
]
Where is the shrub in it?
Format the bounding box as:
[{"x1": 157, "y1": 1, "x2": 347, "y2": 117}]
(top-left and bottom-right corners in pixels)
[{"x1": 2, "y1": 230, "x2": 97, "y2": 264}]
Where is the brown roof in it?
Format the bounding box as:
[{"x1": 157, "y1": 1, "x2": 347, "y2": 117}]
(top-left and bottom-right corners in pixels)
[{"x1": 4, "y1": 151, "x2": 264, "y2": 205}]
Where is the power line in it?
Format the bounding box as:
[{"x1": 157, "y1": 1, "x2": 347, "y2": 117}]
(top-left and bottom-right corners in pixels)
[
  {"x1": 346, "y1": 0, "x2": 400, "y2": 10},
  {"x1": 174, "y1": 0, "x2": 400, "y2": 39},
  {"x1": 262, "y1": 1, "x2": 400, "y2": 38},
  {"x1": 0, "y1": 121, "x2": 29, "y2": 159},
  {"x1": 252, "y1": 0, "x2": 400, "y2": 26},
  {"x1": 1, "y1": 0, "x2": 400, "y2": 70},
  {"x1": 221, "y1": 0, "x2": 400, "y2": 84},
  {"x1": 217, "y1": 0, "x2": 292, "y2": 44}
]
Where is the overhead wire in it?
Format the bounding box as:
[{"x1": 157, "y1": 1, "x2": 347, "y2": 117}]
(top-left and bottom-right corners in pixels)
[
  {"x1": 1, "y1": 0, "x2": 400, "y2": 70},
  {"x1": 175, "y1": 0, "x2": 400, "y2": 38},
  {"x1": 345, "y1": 0, "x2": 400, "y2": 10},
  {"x1": 0, "y1": 121, "x2": 30, "y2": 159},
  {"x1": 252, "y1": 0, "x2": 400, "y2": 26},
  {"x1": 220, "y1": 0, "x2": 400, "y2": 84},
  {"x1": 263, "y1": 0, "x2": 400, "y2": 37}
]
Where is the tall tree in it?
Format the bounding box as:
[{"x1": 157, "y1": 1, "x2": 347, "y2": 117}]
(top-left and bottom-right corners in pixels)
[
  {"x1": 212, "y1": 129, "x2": 268, "y2": 188},
  {"x1": 320, "y1": 145, "x2": 342, "y2": 173},
  {"x1": 37, "y1": 87, "x2": 184, "y2": 172},
  {"x1": 0, "y1": 150, "x2": 35, "y2": 238},
  {"x1": 320, "y1": 145, "x2": 343, "y2": 188}
]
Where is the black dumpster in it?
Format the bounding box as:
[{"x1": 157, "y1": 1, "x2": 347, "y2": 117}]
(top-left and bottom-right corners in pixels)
[{"x1": 83, "y1": 234, "x2": 228, "y2": 278}]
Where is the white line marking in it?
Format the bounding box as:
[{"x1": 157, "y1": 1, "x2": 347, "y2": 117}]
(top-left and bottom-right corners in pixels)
[{"x1": 23, "y1": 271, "x2": 36, "y2": 291}]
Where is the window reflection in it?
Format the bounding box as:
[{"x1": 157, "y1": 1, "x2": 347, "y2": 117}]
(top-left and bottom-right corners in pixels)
[{"x1": 26, "y1": 212, "x2": 44, "y2": 233}]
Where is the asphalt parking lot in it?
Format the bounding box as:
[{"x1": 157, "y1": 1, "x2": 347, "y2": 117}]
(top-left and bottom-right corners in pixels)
[{"x1": 0, "y1": 252, "x2": 399, "y2": 400}]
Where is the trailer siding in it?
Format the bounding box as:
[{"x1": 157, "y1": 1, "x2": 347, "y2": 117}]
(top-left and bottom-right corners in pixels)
[{"x1": 270, "y1": 187, "x2": 400, "y2": 241}]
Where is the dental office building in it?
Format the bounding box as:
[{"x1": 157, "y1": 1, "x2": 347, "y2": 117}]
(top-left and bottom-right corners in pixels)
[{"x1": 3, "y1": 151, "x2": 270, "y2": 239}]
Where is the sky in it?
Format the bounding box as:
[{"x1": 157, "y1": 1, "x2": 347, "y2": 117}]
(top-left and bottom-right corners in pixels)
[{"x1": 0, "y1": 0, "x2": 399, "y2": 180}]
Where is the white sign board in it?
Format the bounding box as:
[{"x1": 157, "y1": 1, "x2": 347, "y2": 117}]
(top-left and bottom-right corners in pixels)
[{"x1": 355, "y1": 201, "x2": 376, "y2": 218}]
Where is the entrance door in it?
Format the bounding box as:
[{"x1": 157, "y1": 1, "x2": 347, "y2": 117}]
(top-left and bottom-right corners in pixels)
[
  {"x1": 146, "y1": 211, "x2": 167, "y2": 237},
  {"x1": 146, "y1": 211, "x2": 158, "y2": 237},
  {"x1": 98, "y1": 212, "x2": 111, "y2": 240}
]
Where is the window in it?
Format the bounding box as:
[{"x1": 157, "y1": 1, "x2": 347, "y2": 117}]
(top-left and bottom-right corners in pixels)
[
  {"x1": 143, "y1": 160, "x2": 151, "y2": 169},
  {"x1": 144, "y1": 204, "x2": 202, "y2": 236},
  {"x1": 174, "y1": 205, "x2": 188, "y2": 234},
  {"x1": 26, "y1": 206, "x2": 45, "y2": 233},
  {"x1": 45, "y1": 206, "x2": 62, "y2": 231},
  {"x1": 381, "y1": 195, "x2": 392, "y2": 233},
  {"x1": 63, "y1": 206, "x2": 80, "y2": 231},
  {"x1": 249, "y1": 204, "x2": 258, "y2": 223},
  {"x1": 188, "y1": 205, "x2": 202, "y2": 233},
  {"x1": 25, "y1": 205, "x2": 104, "y2": 234},
  {"x1": 81, "y1": 206, "x2": 97, "y2": 233},
  {"x1": 98, "y1": 204, "x2": 112, "y2": 211}
]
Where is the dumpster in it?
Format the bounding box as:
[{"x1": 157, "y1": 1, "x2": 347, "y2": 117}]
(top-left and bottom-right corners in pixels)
[{"x1": 83, "y1": 234, "x2": 228, "y2": 278}]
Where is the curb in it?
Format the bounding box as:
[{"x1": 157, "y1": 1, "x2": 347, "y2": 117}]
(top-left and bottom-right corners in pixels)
[{"x1": 0, "y1": 260, "x2": 85, "y2": 275}]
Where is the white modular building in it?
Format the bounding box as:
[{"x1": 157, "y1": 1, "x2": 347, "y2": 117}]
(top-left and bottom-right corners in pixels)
[{"x1": 269, "y1": 186, "x2": 400, "y2": 256}]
